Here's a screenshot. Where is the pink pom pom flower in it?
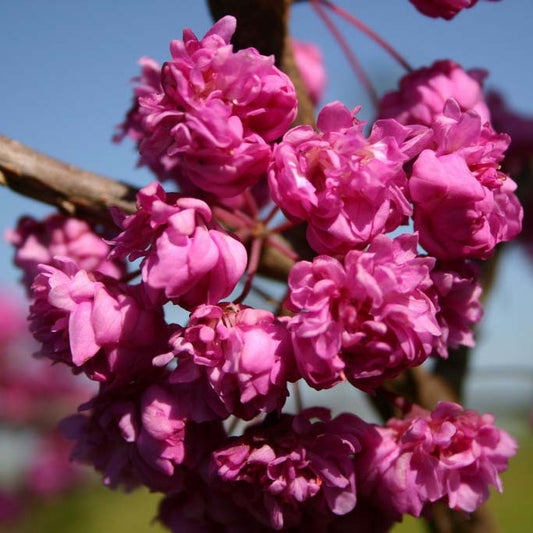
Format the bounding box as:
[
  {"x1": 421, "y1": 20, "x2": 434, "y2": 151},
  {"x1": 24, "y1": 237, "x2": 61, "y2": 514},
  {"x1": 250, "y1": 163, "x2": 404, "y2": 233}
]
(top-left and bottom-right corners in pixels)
[
  {"x1": 356, "y1": 402, "x2": 517, "y2": 517},
  {"x1": 29, "y1": 258, "x2": 168, "y2": 383},
  {"x1": 6, "y1": 214, "x2": 124, "y2": 294},
  {"x1": 212, "y1": 408, "x2": 365, "y2": 530},
  {"x1": 379, "y1": 60, "x2": 490, "y2": 126},
  {"x1": 287, "y1": 233, "x2": 441, "y2": 391},
  {"x1": 119, "y1": 16, "x2": 297, "y2": 197},
  {"x1": 410, "y1": 99, "x2": 522, "y2": 260},
  {"x1": 268, "y1": 102, "x2": 420, "y2": 254},
  {"x1": 169, "y1": 303, "x2": 297, "y2": 420},
  {"x1": 111, "y1": 182, "x2": 247, "y2": 309}
]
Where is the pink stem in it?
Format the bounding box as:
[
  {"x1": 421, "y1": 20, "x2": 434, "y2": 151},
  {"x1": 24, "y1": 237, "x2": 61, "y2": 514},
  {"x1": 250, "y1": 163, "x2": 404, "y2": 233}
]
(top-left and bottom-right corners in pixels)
[
  {"x1": 311, "y1": 0, "x2": 379, "y2": 107},
  {"x1": 234, "y1": 236, "x2": 264, "y2": 304},
  {"x1": 262, "y1": 204, "x2": 280, "y2": 226},
  {"x1": 319, "y1": 0, "x2": 413, "y2": 72},
  {"x1": 213, "y1": 206, "x2": 255, "y2": 231},
  {"x1": 269, "y1": 219, "x2": 302, "y2": 234},
  {"x1": 265, "y1": 236, "x2": 300, "y2": 262},
  {"x1": 244, "y1": 189, "x2": 259, "y2": 217}
]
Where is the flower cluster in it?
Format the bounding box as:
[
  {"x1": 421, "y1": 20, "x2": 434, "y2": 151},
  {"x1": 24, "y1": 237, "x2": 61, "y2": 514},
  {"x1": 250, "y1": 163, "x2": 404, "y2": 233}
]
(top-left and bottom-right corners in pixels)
[
  {"x1": 409, "y1": 0, "x2": 500, "y2": 20},
  {"x1": 7, "y1": 11, "x2": 523, "y2": 533}
]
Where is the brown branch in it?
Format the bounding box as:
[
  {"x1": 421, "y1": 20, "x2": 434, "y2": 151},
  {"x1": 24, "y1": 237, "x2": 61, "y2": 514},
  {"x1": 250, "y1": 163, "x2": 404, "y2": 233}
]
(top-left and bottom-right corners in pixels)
[{"x1": 0, "y1": 135, "x2": 137, "y2": 225}]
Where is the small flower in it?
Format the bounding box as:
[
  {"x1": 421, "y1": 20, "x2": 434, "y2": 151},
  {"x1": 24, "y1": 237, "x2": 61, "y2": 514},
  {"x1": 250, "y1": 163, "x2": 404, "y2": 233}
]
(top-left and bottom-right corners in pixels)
[
  {"x1": 410, "y1": 99, "x2": 522, "y2": 259},
  {"x1": 357, "y1": 402, "x2": 517, "y2": 517},
  {"x1": 117, "y1": 16, "x2": 297, "y2": 197},
  {"x1": 269, "y1": 102, "x2": 418, "y2": 254},
  {"x1": 29, "y1": 257, "x2": 168, "y2": 383},
  {"x1": 111, "y1": 182, "x2": 247, "y2": 308},
  {"x1": 379, "y1": 60, "x2": 490, "y2": 126},
  {"x1": 429, "y1": 260, "x2": 483, "y2": 356},
  {"x1": 170, "y1": 303, "x2": 297, "y2": 420},
  {"x1": 287, "y1": 234, "x2": 441, "y2": 391},
  {"x1": 211, "y1": 409, "x2": 365, "y2": 530},
  {"x1": 409, "y1": 0, "x2": 499, "y2": 20},
  {"x1": 6, "y1": 214, "x2": 124, "y2": 295}
]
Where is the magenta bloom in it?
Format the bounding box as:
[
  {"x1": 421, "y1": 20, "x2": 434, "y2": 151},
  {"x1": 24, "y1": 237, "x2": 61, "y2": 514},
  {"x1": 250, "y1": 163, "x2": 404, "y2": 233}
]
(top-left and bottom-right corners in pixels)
[
  {"x1": 410, "y1": 99, "x2": 522, "y2": 260},
  {"x1": 409, "y1": 0, "x2": 500, "y2": 20},
  {"x1": 121, "y1": 16, "x2": 296, "y2": 197},
  {"x1": 61, "y1": 383, "x2": 225, "y2": 492},
  {"x1": 29, "y1": 258, "x2": 168, "y2": 383},
  {"x1": 287, "y1": 234, "x2": 441, "y2": 391},
  {"x1": 169, "y1": 303, "x2": 296, "y2": 420},
  {"x1": 292, "y1": 39, "x2": 327, "y2": 107},
  {"x1": 357, "y1": 402, "x2": 517, "y2": 517},
  {"x1": 6, "y1": 214, "x2": 124, "y2": 294},
  {"x1": 380, "y1": 60, "x2": 490, "y2": 127},
  {"x1": 212, "y1": 409, "x2": 364, "y2": 530},
  {"x1": 430, "y1": 260, "x2": 483, "y2": 357},
  {"x1": 269, "y1": 102, "x2": 420, "y2": 254},
  {"x1": 111, "y1": 182, "x2": 247, "y2": 308}
]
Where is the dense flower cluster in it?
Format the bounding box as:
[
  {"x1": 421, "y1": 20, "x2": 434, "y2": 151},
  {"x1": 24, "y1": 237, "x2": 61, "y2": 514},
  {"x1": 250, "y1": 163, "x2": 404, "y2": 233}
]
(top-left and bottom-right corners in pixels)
[
  {"x1": 287, "y1": 234, "x2": 440, "y2": 391},
  {"x1": 5, "y1": 214, "x2": 124, "y2": 294},
  {"x1": 29, "y1": 258, "x2": 169, "y2": 383},
  {"x1": 6, "y1": 10, "x2": 523, "y2": 533},
  {"x1": 268, "y1": 102, "x2": 419, "y2": 254},
  {"x1": 110, "y1": 182, "x2": 247, "y2": 308},
  {"x1": 356, "y1": 402, "x2": 517, "y2": 517},
  {"x1": 168, "y1": 303, "x2": 297, "y2": 420},
  {"x1": 116, "y1": 16, "x2": 297, "y2": 197}
]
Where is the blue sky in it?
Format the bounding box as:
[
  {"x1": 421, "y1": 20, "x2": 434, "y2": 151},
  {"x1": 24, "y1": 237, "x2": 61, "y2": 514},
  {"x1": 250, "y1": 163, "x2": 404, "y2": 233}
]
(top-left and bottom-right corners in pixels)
[{"x1": 1, "y1": 0, "x2": 532, "y2": 411}]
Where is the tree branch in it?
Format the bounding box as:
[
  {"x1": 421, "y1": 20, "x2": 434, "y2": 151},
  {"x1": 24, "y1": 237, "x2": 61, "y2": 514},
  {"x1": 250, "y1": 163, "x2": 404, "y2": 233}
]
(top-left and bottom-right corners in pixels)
[{"x1": 0, "y1": 135, "x2": 137, "y2": 225}]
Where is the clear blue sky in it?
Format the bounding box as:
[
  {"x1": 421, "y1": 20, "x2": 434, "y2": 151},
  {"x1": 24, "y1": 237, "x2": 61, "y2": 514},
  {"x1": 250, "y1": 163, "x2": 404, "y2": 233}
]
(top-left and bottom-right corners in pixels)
[{"x1": 1, "y1": 0, "x2": 532, "y2": 411}]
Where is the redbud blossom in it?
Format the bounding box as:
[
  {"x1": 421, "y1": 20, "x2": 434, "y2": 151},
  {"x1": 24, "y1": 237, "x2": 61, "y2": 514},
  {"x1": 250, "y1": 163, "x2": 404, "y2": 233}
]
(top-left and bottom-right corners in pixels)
[
  {"x1": 429, "y1": 260, "x2": 483, "y2": 357},
  {"x1": 287, "y1": 234, "x2": 441, "y2": 391},
  {"x1": 409, "y1": 0, "x2": 499, "y2": 20},
  {"x1": 268, "y1": 102, "x2": 421, "y2": 254},
  {"x1": 212, "y1": 409, "x2": 364, "y2": 530},
  {"x1": 356, "y1": 402, "x2": 517, "y2": 517},
  {"x1": 169, "y1": 303, "x2": 297, "y2": 420},
  {"x1": 29, "y1": 258, "x2": 168, "y2": 383},
  {"x1": 410, "y1": 99, "x2": 522, "y2": 259},
  {"x1": 379, "y1": 60, "x2": 490, "y2": 126},
  {"x1": 61, "y1": 384, "x2": 225, "y2": 492},
  {"x1": 119, "y1": 16, "x2": 297, "y2": 197},
  {"x1": 6, "y1": 214, "x2": 124, "y2": 295},
  {"x1": 111, "y1": 182, "x2": 247, "y2": 308}
]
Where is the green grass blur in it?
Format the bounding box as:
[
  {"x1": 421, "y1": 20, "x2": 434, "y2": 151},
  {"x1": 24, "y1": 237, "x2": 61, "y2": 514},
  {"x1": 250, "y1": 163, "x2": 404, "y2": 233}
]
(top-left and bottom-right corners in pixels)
[{"x1": 1, "y1": 422, "x2": 531, "y2": 533}]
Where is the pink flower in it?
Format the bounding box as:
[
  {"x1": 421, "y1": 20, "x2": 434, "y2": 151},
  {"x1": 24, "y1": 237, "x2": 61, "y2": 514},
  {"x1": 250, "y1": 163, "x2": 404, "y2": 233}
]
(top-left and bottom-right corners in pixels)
[
  {"x1": 111, "y1": 182, "x2": 247, "y2": 308},
  {"x1": 409, "y1": 0, "x2": 499, "y2": 20},
  {"x1": 61, "y1": 383, "x2": 225, "y2": 492},
  {"x1": 287, "y1": 234, "x2": 441, "y2": 391},
  {"x1": 29, "y1": 257, "x2": 168, "y2": 383},
  {"x1": 268, "y1": 102, "x2": 419, "y2": 254},
  {"x1": 169, "y1": 303, "x2": 297, "y2": 420},
  {"x1": 410, "y1": 99, "x2": 522, "y2": 259},
  {"x1": 379, "y1": 60, "x2": 490, "y2": 126},
  {"x1": 120, "y1": 16, "x2": 297, "y2": 197},
  {"x1": 25, "y1": 433, "x2": 84, "y2": 496},
  {"x1": 6, "y1": 214, "x2": 124, "y2": 295},
  {"x1": 357, "y1": 402, "x2": 517, "y2": 516},
  {"x1": 292, "y1": 39, "x2": 327, "y2": 107},
  {"x1": 430, "y1": 260, "x2": 483, "y2": 356},
  {"x1": 211, "y1": 409, "x2": 364, "y2": 530}
]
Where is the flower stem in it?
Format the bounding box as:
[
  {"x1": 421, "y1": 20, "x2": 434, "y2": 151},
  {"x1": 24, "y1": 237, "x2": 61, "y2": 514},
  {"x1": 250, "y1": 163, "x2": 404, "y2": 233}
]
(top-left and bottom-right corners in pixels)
[
  {"x1": 310, "y1": 0, "x2": 379, "y2": 107},
  {"x1": 319, "y1": 0, "x2": 413, "y2": 72}
]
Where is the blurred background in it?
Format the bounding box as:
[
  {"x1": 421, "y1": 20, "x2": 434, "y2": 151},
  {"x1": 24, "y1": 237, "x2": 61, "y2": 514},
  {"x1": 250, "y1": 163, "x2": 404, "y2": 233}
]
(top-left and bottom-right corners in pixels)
[{"x1": 0, "y1": 0, "x2": 531, "y2": 531}]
